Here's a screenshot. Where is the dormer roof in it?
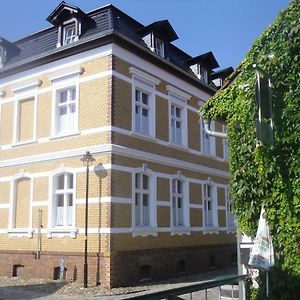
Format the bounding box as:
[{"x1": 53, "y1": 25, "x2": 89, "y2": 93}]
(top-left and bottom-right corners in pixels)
[
  {"x1": 46, "y1": 1, "x2": 93, "y2": 26},
  {"x1": 186, "y1": 51, "x2": 219, "y2": 69},
  {"x1": 138, "y1": 20, "x2": 178, "y2": 42},
  {"x1": 0, "y1": 37, "x2": 20, "y2": 62},
  {"x1": 211, "y1": 67, "x2": 234, "y2": 80}
]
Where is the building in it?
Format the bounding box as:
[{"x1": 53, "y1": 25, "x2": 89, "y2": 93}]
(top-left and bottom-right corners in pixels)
[{"x1": 0, "y1": 2, "x2": 236, "y2": 288}]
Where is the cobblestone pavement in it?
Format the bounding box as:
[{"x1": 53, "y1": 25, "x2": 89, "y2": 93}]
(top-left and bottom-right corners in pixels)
[{"x1": 0, "y1": 267, "x2": 237, "y2": 300}]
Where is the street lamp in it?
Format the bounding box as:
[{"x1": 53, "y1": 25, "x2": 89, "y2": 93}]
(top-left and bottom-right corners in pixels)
[{"x1": 80, "y1": 151, "x2": 95, "y2": 288}]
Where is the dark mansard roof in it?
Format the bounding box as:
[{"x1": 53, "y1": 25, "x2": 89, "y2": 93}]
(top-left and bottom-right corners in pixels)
[{"x1": 0, "y1": 2, "x2": 230, "y2": 92}]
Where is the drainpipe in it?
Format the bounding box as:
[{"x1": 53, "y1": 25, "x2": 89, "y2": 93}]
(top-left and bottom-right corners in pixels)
[{"x1": 200, "y1": 112, "x2": 227, "y2": 138}]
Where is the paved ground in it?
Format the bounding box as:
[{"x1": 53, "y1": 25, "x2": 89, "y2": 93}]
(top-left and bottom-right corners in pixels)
[{"x1": 0, "y1": 267, "x2": 238, "y2": 300}]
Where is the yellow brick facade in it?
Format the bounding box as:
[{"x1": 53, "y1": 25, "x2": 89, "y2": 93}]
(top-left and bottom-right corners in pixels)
[{"x1": 0, "y1": 47, "x2": 235, "y2": 287}]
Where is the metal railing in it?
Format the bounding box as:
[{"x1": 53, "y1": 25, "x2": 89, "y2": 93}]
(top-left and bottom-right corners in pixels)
[{"x1": 124, "y1": 274, "x2": 245, "y2": 300}]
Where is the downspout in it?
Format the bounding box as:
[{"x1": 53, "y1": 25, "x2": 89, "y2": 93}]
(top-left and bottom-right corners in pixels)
[{"x1": 200, "y1": 112, "x2": 227, "y2": 138}]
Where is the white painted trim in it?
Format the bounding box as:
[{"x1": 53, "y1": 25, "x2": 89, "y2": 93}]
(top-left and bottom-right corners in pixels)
[
  {"x1": 76, "y1": 197, "x2": 132, "y2": 205},
  {"x1": 190, "y1": 203, "x2": 203, "y2": 209},
  {"x1": 112, "y1": 144, "x2": 228, "y2": 178},
  {"x1": 166, "y1": 85, "x2": 191, "y2": 100},
  {"x1": 9, "y1": 173, "x2": 34, "y2": 230},
  {"x1": 48, "y1": 66, "x2": 84, "y2": 81},
  {"x1": 11, "y1": 79, "x2": 42, "y2": 93},
  {"x1": 0, "y1": 44, "x2": 113, "y2": 88},
  {"x1": 8, "y1": 228, "x2": 34, "y2": 238},
  {"x1": 0, "y1": 225, "x2": 233, "y2": 236},
  {"x1": 0, "y1": 143, "x2": 228, "y2": 178},
  {"x1": 113, "y1": 44, "x2": 212, "y2": 101},
  {"x1": 157, "y1": 200, "x2": 170, "y2": 207},
  {"x1": 129, "y1": 67, "x2": 161, "y2": 85},
  {"x1": 46, "y1": 227, "x2": 78, "y2": 239},
  {"x1": 0, "y1": 203, "x2": 9, "y2": 209},
  {"x1": 32, "y1": 201, "x2": 48, "y2": 207}
]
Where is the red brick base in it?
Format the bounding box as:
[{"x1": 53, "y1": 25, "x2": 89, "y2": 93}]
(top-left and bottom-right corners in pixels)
[
  {"x1": 0, "y1": 250, "x2": 104, "y2": 286},
  {"x1": 0, "y1": 243, "x2": 236, "y2": 288},
  {"x1": 109, "y1": 243, "x2": 237, "y2": 287}
]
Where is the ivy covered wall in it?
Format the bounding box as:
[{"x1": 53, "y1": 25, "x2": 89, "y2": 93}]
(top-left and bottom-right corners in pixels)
[{"x1": 202, "y1": 0, "x2": 299, "y2": 298}]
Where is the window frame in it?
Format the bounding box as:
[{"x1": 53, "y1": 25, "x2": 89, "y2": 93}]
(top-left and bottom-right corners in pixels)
[
  {"x1": 167, "y1": 86, "x2": 190, "y2": 148},
  {"x1": 11, "y1": 80, "x2": 40, "y2": 146},
  {"x1": 132, "y1": 165, "x2": 157, "y2": 237},
  {"x1": 129, "y1": 67, "x2": 160, "y2": 139},
  {"x1": 225, "y1": 187, "x2": 236, "y2": 231},
  {"x1": 55, "y1": 86, "x2": 77, "y2": 134},
  {"x1": 48, "y1": 169, "x2": 77, "y2": 238},
  {"x1": 8, "y1": 173, "x2": 34, "y2": 238},
  {"x1": 170, "y1": 103, "x2": 183, "y2": 146},
  {"x1": 0, "y1": 47, "x2": 4, "y2": 68},
  {"x1": 154, "y1": 37, "x2": 164, "y2": 58},
  {"x1": 223, "y1": 125, "x2": 229, "y2": 160},
  {"x1": 63, "y1": 23, "x2": 77, "y2": 45},
  {"x1": 200, "y1": 119, "x2": 216, "y2": 156},
  {"x1": 203, "y1": 182, "x2": 218, "y2": 232},
  {"x1": 50, "y1": 69, "x2": 81, "y2": 138},
  {"x1": 170, "y1": 173, "x2": 190, "y2": 236}
]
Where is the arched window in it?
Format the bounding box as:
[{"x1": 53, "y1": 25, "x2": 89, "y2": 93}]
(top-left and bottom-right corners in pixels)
[{"x1": 52, "y1": 172, "x2": 74, "y2": 227}]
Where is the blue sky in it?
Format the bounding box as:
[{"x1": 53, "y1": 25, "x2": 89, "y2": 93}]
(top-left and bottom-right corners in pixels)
[{"x1": 0, "y1": 0, "x2": 291, "y2": 69}]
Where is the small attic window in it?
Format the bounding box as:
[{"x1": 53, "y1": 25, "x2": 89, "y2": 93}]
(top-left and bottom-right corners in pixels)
[
  {"x1": 154, "y1": 38, "x2": 164, "y2": 58},
  {"x1": 0, "y1": 47, "x2": 4, "y2": 67},
  {"x1": 63, "y1": 23, "x2": 77, "y2": 45},
  {"x1": 47, "y1": 2, "x2": 95, "y2": 48},
  {"x1": 190, "y1": 64, "x2": 208, "y2": 83}
]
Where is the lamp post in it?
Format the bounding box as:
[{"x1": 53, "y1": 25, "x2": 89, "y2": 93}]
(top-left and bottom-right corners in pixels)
[{"x1": 80, "y1": 151, "x2": 95, "y2": 288}]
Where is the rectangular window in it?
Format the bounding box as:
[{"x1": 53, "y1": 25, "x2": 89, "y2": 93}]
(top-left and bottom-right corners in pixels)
[
  {"x1": 54, "y1": 173, "x2": 74, "y2": 227},
  {"x1": 135, "y1": 173, "x2": 150, "y2": 226},
  {"x1": 155, "y1": 38, "x2": 164, "y2": 58},
  {"x1": 223, "y1": 125, "x2": 229, "y2": 160},
  {"x1": 17, "y1": 98, "x2": 34, "y2": 143},
  {"x1": 226, "y1": 189, "x2": 236, "y2": 228},
  {"x1": 199, "y1": 66, "x2": 208, "y2": 83},
  {"x1": 172, "y1": 179, "x2": 184, "y2": 227},
  {"x1": 201, "y1": 120, "x2": 215, "y2": 155},
  {"x1": 56, "y1": 87, "x2": 77, "y2": 134},
  {"x1": 204, "y1": 184, "x2": 214, "y2": 227},
  {"x1": 171, "y1": 104, "x2": 182, "y2": 145},
  {"x1": 135, "y1": 89, "x2": 150, "y2": 135},
  {"x1": 63, "y1": 24, "x2": 76, "y2": 45}
]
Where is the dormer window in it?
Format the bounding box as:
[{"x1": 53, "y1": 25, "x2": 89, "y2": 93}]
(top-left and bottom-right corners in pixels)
[
  {"x1": 63, "y1": 23, "x2": 77, "y2": 45},
  {"x1": 154, "y1": 38, "x2": 164, "y2": 58},
  {"x1": 0, "y1": 47, "x2": 4, "y2": 68},
  {"x1": 186, "y1": 52, "x2": 220, "y2": 85},
  {"x1": 199, "y1": 65, "x2": 208, "y2": 83},
  {"x1": 46, "y1": 2, "x2": 95, "y2": 48},
  {"x1": 138, "y1": 20, "x2": 178, "y2": 60},
  {"x1": 190, "y1": 64, "x2": 208, "y2": 83}
]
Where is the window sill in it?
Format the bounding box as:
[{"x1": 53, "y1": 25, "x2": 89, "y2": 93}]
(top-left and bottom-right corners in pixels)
[
  {"x1": 132, "y1": 226, "x2": 157, "y2": 237},
  {"x1": 12, "y1": 139, "x2": 37, "y2": 147},
  {"x1": 171, "y1": 226, "x2": 191, "y2": 236},
  {"x1": 49, "y1": 131, "x2": 80, "y2": 140},
  {"x1": 46, "y1": 227, "x2": 78, "y2": 239},
  {"x1": 168, "y1": 142, "x2": 187, "y2": 151},
  {"x1": 131, "y1": 131, "x2": 156, "y2": 142},
  {"x1": 200, "y1": 151, "x2": 216, "y2": 158},
  {"x1": 8, "y1": 228, "x2": 34, "y2": 239},
  {"x1": 226, "y1": 226, "x2": 237, "y2": 233},
  {"x1": 203, "y1": 226, "x2": 219, "y2": 235}
]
